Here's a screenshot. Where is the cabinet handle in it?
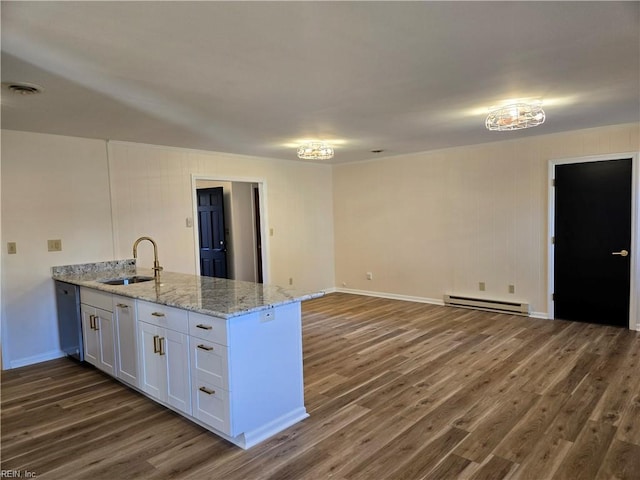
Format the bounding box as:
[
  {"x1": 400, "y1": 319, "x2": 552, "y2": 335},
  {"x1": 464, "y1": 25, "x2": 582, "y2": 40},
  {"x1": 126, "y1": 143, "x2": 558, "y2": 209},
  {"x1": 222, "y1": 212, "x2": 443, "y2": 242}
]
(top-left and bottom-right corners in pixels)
[
  {"x1": 89, "y1": 315, "x2": 95, "y2": 330},
  {"x1": 196, "y1": 324, "x2": 212, "y2": 330},
  {"x1": 153, "y1": 335, "x2": 160, "y2": 353},
  {"x1": 197, "y1": 344, "x2": 213, "y2": 351},
  {"x1": 151, "y1": 312, "x2": 165, "y2": 317},
  {"x1": 93, "y1": 316, "x2": 99, "y2": 331},
  {"x1": 117, "y1": 303, "x2": 129, "y2": 309},
  {"x1": 199, "y1": 386, "x2": 215, "y2": 395},
  {"x1": 159, "y1": 337, "x2": 165, "y2": 356}
]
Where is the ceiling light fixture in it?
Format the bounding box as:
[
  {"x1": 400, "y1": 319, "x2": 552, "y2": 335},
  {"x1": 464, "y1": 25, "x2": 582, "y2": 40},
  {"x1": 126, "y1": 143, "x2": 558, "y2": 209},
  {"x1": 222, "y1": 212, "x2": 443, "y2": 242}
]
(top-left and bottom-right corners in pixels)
[
  {"x1": 485, "y1": 102, "x2": 545, "y2": 131},
  {"x1": 2, "y1": 82, "x2": 44, "y2": 95},
  {"x1": 297, "y1": 141, "x2": 334, "y2": 160}
]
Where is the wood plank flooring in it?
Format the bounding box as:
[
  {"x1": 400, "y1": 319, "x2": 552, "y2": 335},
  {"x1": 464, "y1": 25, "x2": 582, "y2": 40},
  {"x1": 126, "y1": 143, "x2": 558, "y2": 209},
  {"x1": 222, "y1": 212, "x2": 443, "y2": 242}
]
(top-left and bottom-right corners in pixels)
[{"x1": 2, "y1": 293, "x2": 640, "y2": 479}]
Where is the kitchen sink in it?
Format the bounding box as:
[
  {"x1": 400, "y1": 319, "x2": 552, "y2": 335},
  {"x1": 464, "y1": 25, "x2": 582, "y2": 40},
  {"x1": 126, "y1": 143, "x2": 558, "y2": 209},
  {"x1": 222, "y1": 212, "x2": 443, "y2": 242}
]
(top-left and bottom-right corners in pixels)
[{"x1": 100, "y1": 275, "x2": 155, "y2": 285}]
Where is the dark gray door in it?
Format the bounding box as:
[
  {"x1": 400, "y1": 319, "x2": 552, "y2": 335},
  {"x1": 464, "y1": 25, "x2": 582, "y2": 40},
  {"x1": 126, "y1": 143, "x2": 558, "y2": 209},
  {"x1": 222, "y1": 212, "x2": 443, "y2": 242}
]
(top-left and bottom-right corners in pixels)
[
  {"x1": 554, "y1": 158, "x2": 632, "y2": 327},
  {"x1": 197, "y1": 187, "x2": 228, "y2": 278}
]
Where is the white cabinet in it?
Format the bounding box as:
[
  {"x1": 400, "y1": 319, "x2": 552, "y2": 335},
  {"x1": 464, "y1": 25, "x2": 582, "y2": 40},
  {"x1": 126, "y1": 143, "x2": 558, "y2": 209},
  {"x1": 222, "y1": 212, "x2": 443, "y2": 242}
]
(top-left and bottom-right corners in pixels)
[
  {"x1": 80, "y1": 288, "x2": 115, "y2": 376},
  {"x1": 190, "y1": 314, "x2": 231, "y2": 434},
  {"x1": 114, "y1": 296, "x2": 138, "y2": 387},
  {"x1": 139, "y1": 321, "x2": 164, "y2": 399},
  {"x1": 188, "y1": 304, "x2": 307, "y2": 447},
  {"x1": 137, "y1": 301, "x2": 191, "y2": 415},
  {"x1": 77, "y1": 286, "x2": 307, "y2": 449}
]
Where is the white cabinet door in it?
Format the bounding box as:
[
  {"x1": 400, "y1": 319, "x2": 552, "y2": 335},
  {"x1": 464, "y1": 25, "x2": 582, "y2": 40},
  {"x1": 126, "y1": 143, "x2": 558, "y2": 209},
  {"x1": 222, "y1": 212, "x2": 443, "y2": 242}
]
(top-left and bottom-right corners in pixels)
[
  {"x1": 81, "y1": 305, "x2": 99, "y2": 367},
  {"x1": 138, "y1": 321, "x2": 165, "y2": 401},
  {"x1": 165, "y1": 329, "x2": 191, "y2": 415},
  {"x1": 138, "y1": 321, "x2": 191, "y2": 415},
  {"x1": 81, "y1": 305, "x2": 115, "y2": 376},
  {"x1": 96, "y1": 307, "x2": 116, "y2": 376},
  {"x1": 114, "y1": 296, "x2": 138, "y2": 387}
]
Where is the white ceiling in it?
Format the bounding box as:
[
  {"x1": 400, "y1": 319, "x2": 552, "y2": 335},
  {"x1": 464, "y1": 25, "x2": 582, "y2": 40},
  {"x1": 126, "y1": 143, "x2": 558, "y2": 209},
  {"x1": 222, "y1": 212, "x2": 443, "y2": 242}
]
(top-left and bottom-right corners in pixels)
[{"x1": 1, "y1": 1, "x2": 638, "y2": 164}]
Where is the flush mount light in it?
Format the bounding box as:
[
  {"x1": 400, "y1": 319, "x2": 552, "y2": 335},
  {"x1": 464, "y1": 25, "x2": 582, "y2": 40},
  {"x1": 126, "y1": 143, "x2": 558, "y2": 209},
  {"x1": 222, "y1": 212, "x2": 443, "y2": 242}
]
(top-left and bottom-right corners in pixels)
[
  {"x1": 485, "y1": 102, "x2": 545, "y2": 131},
  {"x1": 2, "y1": 81, "x2": 44, "y2": 95},
  {"x1": 297, "y1": 142, "x2": 334, "y2": 160}
]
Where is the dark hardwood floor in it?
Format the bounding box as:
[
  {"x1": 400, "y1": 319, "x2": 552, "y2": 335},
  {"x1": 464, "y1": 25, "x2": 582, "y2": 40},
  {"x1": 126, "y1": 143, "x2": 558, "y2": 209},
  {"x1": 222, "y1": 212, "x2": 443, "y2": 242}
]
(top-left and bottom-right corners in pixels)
[{"x1": 2, "y1": 293, "x2": 640, "y2": 479}]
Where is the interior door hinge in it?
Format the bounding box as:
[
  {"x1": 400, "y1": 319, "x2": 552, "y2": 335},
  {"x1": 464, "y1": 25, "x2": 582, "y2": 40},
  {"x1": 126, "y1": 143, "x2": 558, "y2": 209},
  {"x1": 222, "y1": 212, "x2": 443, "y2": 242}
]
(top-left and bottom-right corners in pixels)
[
  {"x1": 552, "y1": 293, "x2": 556, "y2": 301},
  {"x1": 552, "y1": 178, "x2": 556, "y2": 187},
  {"x1": 551, "y1": 236, "x2": 555, "y2": 244}
]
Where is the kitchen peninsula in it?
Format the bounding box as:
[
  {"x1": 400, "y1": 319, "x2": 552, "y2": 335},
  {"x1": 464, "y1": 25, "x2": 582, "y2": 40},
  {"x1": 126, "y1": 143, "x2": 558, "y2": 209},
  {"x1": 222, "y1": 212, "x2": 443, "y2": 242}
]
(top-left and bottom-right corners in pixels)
[{"x1": 52, "y1": 260, "x2": 323, "y2": 449}]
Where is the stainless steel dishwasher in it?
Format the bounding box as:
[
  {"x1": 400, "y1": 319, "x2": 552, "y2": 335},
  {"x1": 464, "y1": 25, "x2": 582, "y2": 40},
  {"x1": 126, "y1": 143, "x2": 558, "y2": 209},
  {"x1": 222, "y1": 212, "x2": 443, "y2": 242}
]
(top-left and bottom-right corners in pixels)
[{"x1": 55, "y1": 280, "x2": 83, "y2": 361}]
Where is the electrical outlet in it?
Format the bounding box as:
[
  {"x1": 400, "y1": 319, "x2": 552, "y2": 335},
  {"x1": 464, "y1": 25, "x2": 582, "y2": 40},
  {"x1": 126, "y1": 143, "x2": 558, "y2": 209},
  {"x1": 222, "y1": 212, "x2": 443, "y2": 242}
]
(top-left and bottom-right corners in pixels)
[
  {"x1": 509, "y1": 284, "x2": 515, "y2": 294},
  {"x1": 366, "y1": 272, "x2": 373, "y2": 280},
  {"x1": 289, "y1": 277, "x2": 293, "y2": 285},
  {"x1": 185, "y1": 217, "x2": 193, "y2": 228},
  {"x1": 260, "y1": 309, "x2": 275, "y2": 323},
  {"x1": 270, "y1": 228, "x2": 274, "y2": 236},
  {"x1": 48, "y1": 239, "x2": 62, "y2": 252},
  {"x1": 7, "y1": 242, "x2": 17, "y2": 254},
  {"x1": 479, "y1": 282, "x2": 486, "y2": 291}
]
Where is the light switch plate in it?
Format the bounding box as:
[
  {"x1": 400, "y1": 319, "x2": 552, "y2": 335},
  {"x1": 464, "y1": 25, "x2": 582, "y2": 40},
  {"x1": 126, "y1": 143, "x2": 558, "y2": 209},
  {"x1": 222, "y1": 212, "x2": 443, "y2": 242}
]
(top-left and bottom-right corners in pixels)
[
  {"x1": 7, "y1": 242, "x2": 17, "y2": 254},
  {"x1": 48, "y1": 239, "x2": 62, "y2": 252}
]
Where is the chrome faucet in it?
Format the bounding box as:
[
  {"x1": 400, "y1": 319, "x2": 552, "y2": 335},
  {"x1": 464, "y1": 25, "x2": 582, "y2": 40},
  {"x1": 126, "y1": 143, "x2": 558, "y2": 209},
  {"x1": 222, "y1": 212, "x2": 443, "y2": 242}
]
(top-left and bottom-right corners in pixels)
[{"x1": 133, "y1": 236, "x2": 163, "y2": 278}]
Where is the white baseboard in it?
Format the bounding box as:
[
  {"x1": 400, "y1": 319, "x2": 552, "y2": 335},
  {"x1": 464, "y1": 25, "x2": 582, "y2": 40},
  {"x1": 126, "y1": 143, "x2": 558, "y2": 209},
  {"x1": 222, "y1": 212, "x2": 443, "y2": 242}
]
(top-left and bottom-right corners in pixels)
[
  {"x1": 241, "y1": 407, "x2": 309, "y2": 449},
  {"x1": 334, "y1": 288, "x2": 444, "y2": 306},
  {"x1": 9, "y1": 349, "x2": 65, "y2": 369},
  {"x1": 333, "y1": 288, "x2": 549, "y2": 319}
]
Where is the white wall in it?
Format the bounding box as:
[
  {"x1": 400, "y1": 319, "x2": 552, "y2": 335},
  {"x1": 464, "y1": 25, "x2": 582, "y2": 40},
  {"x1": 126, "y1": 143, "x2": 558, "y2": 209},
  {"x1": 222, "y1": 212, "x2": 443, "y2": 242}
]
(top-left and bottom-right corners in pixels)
[
  {"x1": 1, "y1": 133, "x2": 335, "y2": 369},
  {"x1": 107, "y1": 141, "x2": 335, "y2": 292},
  {"x1": 1, "y1": 131, "x2": 114, "y2": 368},
  {"x1": 230, "y1": 182, "x2": 259, "y2": 282},
  {"x1": 333, "y1": 123, "x2": 640, "y2": 317},
  {"x1": 2, "y1": 123, "x2": 637, "y2": 368}
]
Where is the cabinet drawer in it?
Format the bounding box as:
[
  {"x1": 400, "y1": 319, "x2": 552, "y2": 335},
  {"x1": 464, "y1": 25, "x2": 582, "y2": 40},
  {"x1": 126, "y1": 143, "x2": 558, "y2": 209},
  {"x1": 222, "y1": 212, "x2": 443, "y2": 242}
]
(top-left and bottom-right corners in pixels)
[
  {"x1": 189, "y1": 312, "x2": 227, "y2": 345},
  {"x1": 191, "y1": 341, "x2": 229, "y2": 390},
  {"x1": 80, "y1": 287, "x2": 113, "y2": 312},
  {"x1": 138, "y1": 300, "x2": 188, "y2": 334},
  {"x1": 192, "y1": 380, "x2": 231, "y2": 435}
]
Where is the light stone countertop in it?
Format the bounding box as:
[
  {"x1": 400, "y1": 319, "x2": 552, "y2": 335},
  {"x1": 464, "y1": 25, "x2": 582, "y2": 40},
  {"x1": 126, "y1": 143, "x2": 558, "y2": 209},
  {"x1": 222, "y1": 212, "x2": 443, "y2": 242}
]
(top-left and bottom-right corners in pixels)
[{"x1": 52, "y1": 260, "x2": 324, "y2": 319}]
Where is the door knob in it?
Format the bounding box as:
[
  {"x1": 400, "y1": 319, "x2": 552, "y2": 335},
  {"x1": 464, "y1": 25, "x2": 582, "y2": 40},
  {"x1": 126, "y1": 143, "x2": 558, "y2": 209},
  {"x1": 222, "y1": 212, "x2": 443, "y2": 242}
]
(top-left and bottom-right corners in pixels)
[{"x1": 612, "y1": 250, "x2": 629, "y2": 257}]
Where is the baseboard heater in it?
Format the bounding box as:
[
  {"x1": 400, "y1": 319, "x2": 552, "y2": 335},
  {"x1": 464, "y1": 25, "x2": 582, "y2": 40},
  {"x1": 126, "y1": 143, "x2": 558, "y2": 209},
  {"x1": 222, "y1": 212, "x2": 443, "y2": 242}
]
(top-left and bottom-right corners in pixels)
[{"x1": 443, "y1": 294, "x2": 530, "y2": 316}]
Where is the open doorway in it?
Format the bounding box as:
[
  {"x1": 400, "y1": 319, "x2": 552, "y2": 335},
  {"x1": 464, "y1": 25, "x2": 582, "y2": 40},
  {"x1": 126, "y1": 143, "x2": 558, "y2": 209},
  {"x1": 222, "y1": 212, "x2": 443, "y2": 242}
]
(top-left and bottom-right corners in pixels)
[{"x1": 192, "y1": 176, "x2": 267, "y2": 283}]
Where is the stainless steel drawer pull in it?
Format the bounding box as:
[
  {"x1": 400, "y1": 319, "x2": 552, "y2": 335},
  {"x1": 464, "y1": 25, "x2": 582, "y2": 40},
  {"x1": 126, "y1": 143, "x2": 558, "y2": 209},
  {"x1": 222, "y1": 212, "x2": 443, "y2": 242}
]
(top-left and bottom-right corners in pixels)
[
  {"x1": 153, "y1": 335, "x2": 160, "y2": 353},
  {"x1": 117, "y1": 303, "x2": 129, "y2": 309},
  {"x1": 197, "y1": 344, "x2": 213, "y2": 351},
  {"x1": 196, "y1": 324, "x2": 213, "y2": 330},
  {"x1": 199, "y1": 386, "x2": 215, "y2": 395},
  {"x1": 151, "y1": 312, "x2": 165, "y2": 317},
  {"x1": 159, "y1": 337, "x2": 165, "y2": 356}
]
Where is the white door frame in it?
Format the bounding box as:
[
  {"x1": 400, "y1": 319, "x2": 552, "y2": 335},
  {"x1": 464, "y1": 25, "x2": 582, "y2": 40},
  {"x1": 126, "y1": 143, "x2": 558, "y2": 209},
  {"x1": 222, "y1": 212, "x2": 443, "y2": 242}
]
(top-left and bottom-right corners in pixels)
[
  {"x1": 191, "y1": 174, "x2": 270, "y2": 284},
  {"x1": 547, "y1": 152, "x2": 639, "y2": 330}
]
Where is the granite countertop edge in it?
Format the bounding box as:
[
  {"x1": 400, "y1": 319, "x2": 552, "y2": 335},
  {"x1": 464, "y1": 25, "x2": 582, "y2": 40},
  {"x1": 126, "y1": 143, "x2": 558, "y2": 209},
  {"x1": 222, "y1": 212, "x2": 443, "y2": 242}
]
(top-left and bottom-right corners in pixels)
[{"x1": 52, "y1": 260, "x2": 325, "y2": 319}]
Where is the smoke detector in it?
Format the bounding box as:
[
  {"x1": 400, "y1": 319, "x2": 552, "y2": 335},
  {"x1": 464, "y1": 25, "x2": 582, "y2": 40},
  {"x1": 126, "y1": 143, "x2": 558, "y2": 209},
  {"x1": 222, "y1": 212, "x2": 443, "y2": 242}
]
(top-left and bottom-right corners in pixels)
[{"x1": 2, "y1": 82, "x2": 44, "y2": 95}]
